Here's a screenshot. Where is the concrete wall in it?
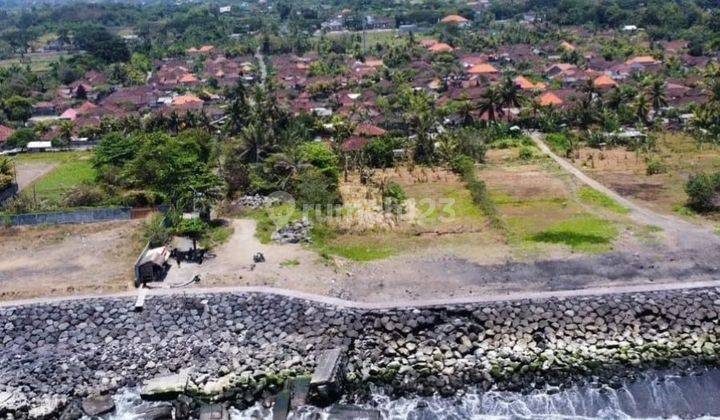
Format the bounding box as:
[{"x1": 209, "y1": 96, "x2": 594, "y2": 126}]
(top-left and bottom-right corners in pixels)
[{"x1": 5, "y1": 207, "x2": 131, "y2": 226}]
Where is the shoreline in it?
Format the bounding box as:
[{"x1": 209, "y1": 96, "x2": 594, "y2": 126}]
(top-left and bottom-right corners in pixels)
[{"x1": 2, "y1": 287, "x2": 720, "y2": 418}]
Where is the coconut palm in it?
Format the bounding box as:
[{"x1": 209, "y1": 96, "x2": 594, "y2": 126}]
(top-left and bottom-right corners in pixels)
[
  {"x1": 634, "y1": 94, "x2": 651, "y2": 125},
  {"x1": 648, "y1": 78, "x2": 668, "y2": 115},
  {"x1": 605, "y1": 85, "x2": 636, "y2": 111},
  {"x1": 499, "y1": 77, "x2": 524, "y2": 121},
  {"x1": 477, "y1": 86, "x2": 503, "y2": 123}
]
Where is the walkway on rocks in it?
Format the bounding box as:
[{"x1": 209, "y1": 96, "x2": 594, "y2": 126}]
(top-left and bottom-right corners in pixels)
[{"x1": 2, "y1": 277, "x2": 720, "y2": 310}]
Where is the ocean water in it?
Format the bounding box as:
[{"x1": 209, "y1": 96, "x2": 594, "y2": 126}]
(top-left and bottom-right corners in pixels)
[{"x1": 105, "y1": 367, "x2": 720, "y2": 419}]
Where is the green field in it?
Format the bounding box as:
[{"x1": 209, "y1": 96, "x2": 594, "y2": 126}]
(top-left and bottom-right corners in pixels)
[{"x1": 17, "y1": 152, "x2": 96, "y2": 204}]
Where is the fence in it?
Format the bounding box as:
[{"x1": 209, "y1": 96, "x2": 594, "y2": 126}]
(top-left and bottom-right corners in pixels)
[{"x1": 3, "y1": 207, "x2": 132, "y2": 226}]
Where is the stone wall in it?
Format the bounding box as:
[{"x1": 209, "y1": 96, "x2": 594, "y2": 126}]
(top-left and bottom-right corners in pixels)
[{"x1": 1, "y1": 287, "x2": 720, "y2": 417}]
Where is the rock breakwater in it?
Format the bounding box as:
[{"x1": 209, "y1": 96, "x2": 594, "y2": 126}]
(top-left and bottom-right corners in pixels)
[{"x1": 1, "y1": 287, "x2": 720, "y2": 418}]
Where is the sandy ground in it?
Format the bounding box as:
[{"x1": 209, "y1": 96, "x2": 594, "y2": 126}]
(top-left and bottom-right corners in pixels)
[
  {"x1": 159, "y1": 219, "x2": 340, "y2": 295},
  {"x1": 14, "y1": 162, "x2": 57, "y2": 190},
  {"x1": 0, "y1": 221, "x2": 141, "y2": 300}
]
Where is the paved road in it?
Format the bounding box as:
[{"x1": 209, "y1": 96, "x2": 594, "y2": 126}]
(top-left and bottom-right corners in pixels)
[{"x1": 529, "y1": 131, "x2": 720, "y2": 250}]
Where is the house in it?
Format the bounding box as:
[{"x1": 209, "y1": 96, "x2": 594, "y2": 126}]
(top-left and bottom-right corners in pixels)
[
  {"x1": 440, "y1": 15, "x2": 470, "y2": 27},
  {"x1": 428, "y1": 43, "x2": 454, "y2": 53},
  {"x1": 626, "y1": 56, "x2": 659, "y2": 66},
  {"x1": 622, "y1": 25, "x2": 639, "y2": 32},
  {"x1": 467, "y1": 63, "x2": 498, "y2": 75},
  {"x1": 340, "y1": 136, "x2": 369, "y2": 152},
  {"x1": 514, "y1": 76, "x2": 545, "y2": 91},
  {"x1": 187, "y1": 45, "x2": 216, "y2": 56},
  {"x1": 0, "y1": 125, "x2": 15, "y2": 144},
  {"x1": 171, "y1": 94, "x2": 204, "y2": 110},
  {"x1": 593, "y1": 74, "x2": 618, "y2": 89},
  {"x1": 26, "y1": 141, "x2": 52, "y2": 152},
  {"x1": 559, "y1": 41, "x2": 575, "y2": 52},
  {"x1": 219, "y1": 5, "x2": 231, "y2": 13},
  {"x1": 546, "y1": 63, "x2": 576, "y2": 78},
  {"x1": 366, "y1": 15, "x2": 395, "y2": 30},
  {"x1": 354, "y1": 123, "x2": 386, "y2": 137},
  {"x1": 538, "y1": 92, "x2": 564, "y2": 107}
]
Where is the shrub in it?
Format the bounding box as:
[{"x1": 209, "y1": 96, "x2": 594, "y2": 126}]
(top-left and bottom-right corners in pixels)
[
  {"x1": 142, "y1": 213, "x2": 170, "y2": 247},
  {"x1": 645, "y1": 157, "x2": 667, "y2": 175},
  {"x1": 685, "y1": 172, "x2": 720, "y2": 212},
  {"x1": 120, "y1": 190, "x2": 166, "y2": 207},
  {"x1": 383, "y1": 181, "x2": 407, "y2": 214},
  {"x1": 545, "y1": 133, "x2": 572, "y2": 156},
  {"x1": 295, "y1": 168, "x2": 341, "y2": 211},
  {"x1": 62, "y1": 185, "x2": 106, "y2": 207},
  {"x1": 518, "y1": 146, "x2": 535, "y2": 160},
  {"x1": 296, "y1": 141, "x2": 340, "y2": 181},
  {"x1": 450, "y1": 154, "x2": 475, "y2": 176}
]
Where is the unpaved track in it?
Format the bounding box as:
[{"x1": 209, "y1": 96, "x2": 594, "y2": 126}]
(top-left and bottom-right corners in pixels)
[
  {"x1": 14, "y1": 162, "x2": 57, "y2": 191},
  {"x1": 529, "y1": 132, "x2": 720, "y2": 250}
]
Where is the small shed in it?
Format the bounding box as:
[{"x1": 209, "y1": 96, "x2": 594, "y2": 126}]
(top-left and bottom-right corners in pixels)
[{"x1": 134, "y1": 246, "x2": 170, "y2": 286}]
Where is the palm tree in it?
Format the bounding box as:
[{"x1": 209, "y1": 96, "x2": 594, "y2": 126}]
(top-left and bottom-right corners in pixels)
[
  {"x1": 606, "y1": 85, "x2": 636, "y2": 111},
  {"x1": 239, "y1": 122, "x2": 271, "y2": 163},
  {"x1": 456, "y1": 97, "x2": 475, "y2": 126},
  {"x1": 499, "y1": 77, "x2": 524, "y2": 121},
  {"x1": 478, "y1": 86, "x2": 502, "y2": 123},
  {"x1": 634, "y1": 94, "x2": 651, "y2": 125},
  {"x1": 58, "y1": 120, "x2": 75, "y2": 144},
  {"x1": 648, "y1": 78, "x2": 667, "y2": 116}
]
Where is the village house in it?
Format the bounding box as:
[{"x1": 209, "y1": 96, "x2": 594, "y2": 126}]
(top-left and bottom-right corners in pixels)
[
  {"x1": 440, "y1": 14, "x2": 470, "y2": 28},
  {"x1": 0, "y1": 125, "x2": 15, "y2": 145}
]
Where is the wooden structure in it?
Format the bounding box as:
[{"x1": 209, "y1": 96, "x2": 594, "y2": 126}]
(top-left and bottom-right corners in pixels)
[{"x1": 134, "y1": 245, "x2": 171, "y2": 286}]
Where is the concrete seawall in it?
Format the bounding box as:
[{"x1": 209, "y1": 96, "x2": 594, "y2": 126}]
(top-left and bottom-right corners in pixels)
[{"x1": 1, "y1": 287, "x2": 720, "y2": 417}]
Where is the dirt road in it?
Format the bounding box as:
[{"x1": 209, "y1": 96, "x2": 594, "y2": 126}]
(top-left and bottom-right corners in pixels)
[{"x1": 14, "y1": 162, "x2": 57, "y2": 191}]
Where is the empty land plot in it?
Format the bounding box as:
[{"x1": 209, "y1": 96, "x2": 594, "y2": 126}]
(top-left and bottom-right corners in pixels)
[
  {"x1": 12, "y1": 152, "x2": 96, "y2": 204},
  {"x1": 0, "y1": 220, "x2": 142, "y2": 301},
  {"x1": 479, "y1": 149, "x2": 640, "y2": 258},
  {"x1": 573, "y1": 133, "x2": 720, "y2": 224},
  {"x1": 311, "y1": 166, "x2": 505, "y2": 262}
]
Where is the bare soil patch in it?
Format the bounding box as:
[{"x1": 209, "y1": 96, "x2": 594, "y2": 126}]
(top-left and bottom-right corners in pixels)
[{"x1": 0, "y1": 221, "x2": 142, "y2": 300}]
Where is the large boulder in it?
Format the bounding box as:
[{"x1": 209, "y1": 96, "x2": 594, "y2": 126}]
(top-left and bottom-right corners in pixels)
[
  {"x1": 140, "y1": 371, "x2": 190, "y2": 401},
  {"x1": 28, "y1": 396, "x2": 66, "y2": 419},
  {"x1": 81, "y1": 395, "x2": 115, "y2": 417},
  {"x1": 0, "y1": 389, "x2": 28, "y2": 416}
]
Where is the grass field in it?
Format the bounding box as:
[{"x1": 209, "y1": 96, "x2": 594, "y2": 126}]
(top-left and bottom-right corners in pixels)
[
  {"x1": 574, "y1": 132, "x2": 720, "y2": 224},
  {"x1": 15, "y1": 152, "x2": 96, "y2": 204},
  {"x1": 0, "y1": 51, "x2": 73, "y2": 73},
  {"x1": 480, "y1": 149, "x2": 634, "y2": 256}
]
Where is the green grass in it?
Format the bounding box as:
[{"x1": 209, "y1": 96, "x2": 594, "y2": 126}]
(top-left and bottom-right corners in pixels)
[
  {"x1": 23, "y1": 156, "x2": 96, "y2": 203},
  {"x1": 199, "y1": 223, "x2": 234, "y2": 250},
  {"x1": 280, "y1": 259, "x2": 300, "y2": 267},
  {"x1": 578, "y1": 187, "x2": 630, "y2": 214},
  {"x1": 526, "y1": 215, "x2": 618, "y2": 253},
  {"x1": 245, "y1": 204, "x2": 301, "y2": 244},
  {"x1": 310, "y1": 223, "x2": 397, "y2": 262}
]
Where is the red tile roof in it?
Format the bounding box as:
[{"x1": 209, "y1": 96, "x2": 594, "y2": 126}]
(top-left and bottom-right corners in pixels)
[{"x1": 0, "y1": 125, "x2": 15, "y2": 143}]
